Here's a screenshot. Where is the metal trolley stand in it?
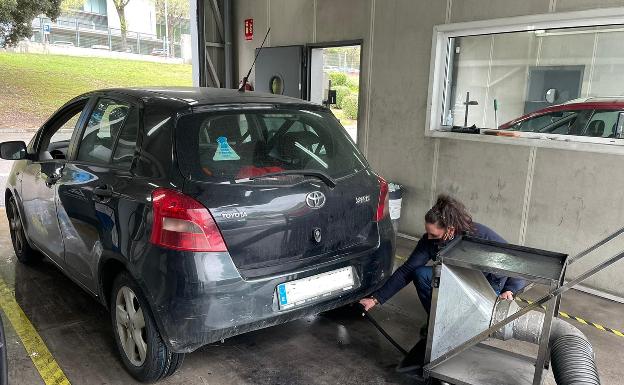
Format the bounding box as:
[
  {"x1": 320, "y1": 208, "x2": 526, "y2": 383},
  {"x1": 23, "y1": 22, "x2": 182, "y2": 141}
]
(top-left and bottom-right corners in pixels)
[{"x1": 422, "y1": 233, "x2": 624, "y2": 385}]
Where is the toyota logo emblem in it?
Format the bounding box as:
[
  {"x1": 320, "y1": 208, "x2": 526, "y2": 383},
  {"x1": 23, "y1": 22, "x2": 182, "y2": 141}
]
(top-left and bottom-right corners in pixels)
[{"x1": 306, "y1": 191, "x2": 326, "y2": 209}]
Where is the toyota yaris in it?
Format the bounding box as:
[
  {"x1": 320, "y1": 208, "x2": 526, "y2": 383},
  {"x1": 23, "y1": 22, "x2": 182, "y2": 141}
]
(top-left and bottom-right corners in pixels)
[{"x1": 1, "y1": 87, "x2": 395, "y2": 382}]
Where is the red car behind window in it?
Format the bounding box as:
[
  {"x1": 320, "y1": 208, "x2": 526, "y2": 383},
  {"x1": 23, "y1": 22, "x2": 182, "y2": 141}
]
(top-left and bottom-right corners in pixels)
[{"x1": 499, "y1": 98, "x2": 624, "y2": 138}]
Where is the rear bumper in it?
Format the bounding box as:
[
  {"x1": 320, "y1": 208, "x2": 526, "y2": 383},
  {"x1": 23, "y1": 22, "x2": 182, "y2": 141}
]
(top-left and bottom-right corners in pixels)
[{"x1": 137, "y1": 220, "x2": 395, "y2": 353}]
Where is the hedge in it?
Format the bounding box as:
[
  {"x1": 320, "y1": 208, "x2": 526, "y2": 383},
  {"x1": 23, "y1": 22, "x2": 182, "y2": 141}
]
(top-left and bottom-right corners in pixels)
[
  {"x1": 329, "y1": 72, "x2": 347, "y2": 87},
  {"x1": 345, "y1": 76, "x2": 359, "y2": 91},
  {"x1": 334, "y1": 85, "x2": 351, "y2": 108},
  {"x1": 342, "y1": 93, "x2": 359, "y2": 120}
]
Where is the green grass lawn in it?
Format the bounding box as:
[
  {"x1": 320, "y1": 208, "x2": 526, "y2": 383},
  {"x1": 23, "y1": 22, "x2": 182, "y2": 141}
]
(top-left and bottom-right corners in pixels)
[{"x1": 0, "y1": 52, "x2": 192, "y2": 128}]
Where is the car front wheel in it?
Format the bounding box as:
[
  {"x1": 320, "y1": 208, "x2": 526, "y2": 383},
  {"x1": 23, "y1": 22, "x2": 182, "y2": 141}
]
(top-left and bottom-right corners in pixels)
[
  {"x1": 111, "y1": 272, "x2": 184, "y2": 382},
  {"x1": 6, "y1": 195, "x2": 41, "y2": 264}
]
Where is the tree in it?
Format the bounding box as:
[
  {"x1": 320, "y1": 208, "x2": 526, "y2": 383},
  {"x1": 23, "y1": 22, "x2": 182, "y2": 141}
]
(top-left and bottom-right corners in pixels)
[
  {"x1": 61, "y1": 0, "x2": 85, "y2": 13},
  {"x1": 0, "y1": 0, "x2": 62, "y2": 46},
  {"x1": 112, "y1": 0, "x2": 131, "y2": 50},
  {"x1": 155, "y1": 0, "x2": 189, "y2": 57}
]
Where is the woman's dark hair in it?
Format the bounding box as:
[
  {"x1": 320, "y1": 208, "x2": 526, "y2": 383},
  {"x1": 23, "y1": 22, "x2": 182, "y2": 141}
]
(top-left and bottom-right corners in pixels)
[{"x1": 425, "y1": 194, "x2": 475, "y2": 234}]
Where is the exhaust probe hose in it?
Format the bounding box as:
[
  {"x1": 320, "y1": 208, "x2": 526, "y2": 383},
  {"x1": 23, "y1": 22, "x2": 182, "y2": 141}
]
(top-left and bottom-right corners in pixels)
[
  {"x1": 492, "y1": 300, "x2": 600, "y2": 385},
  {"x1": 549, "y1": 319, "x2": 601, "y2": 385}
]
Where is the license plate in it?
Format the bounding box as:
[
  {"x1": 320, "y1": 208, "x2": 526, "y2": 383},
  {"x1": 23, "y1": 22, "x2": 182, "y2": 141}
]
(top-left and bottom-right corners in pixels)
[{"x1": 276, "y1": 266, "x2": 355, "y2": 310}]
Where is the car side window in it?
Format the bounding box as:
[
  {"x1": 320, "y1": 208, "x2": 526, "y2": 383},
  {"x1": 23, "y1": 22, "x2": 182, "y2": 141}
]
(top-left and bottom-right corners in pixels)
[
  {"x1": 111, "y1": 106, "x2": 139, "y2": 168},
  {"x1": 564, "y1": 110, "x2": 593, "y2": 136},
  {"x1": 77, "y1": 98, "x2": 131, "y2": 164},
  {"x1": 582, "y1": 110, "x2": 620, "y2": 138},
  {"x1": 511, "y1": 111, "x2": 575, "y2": 132},
  {"x1": 535, "y1": 110, "x2": 592, "y2": 135},
  {"x1": 37, "y1": 100, "x2": 88, "y2": 161}
]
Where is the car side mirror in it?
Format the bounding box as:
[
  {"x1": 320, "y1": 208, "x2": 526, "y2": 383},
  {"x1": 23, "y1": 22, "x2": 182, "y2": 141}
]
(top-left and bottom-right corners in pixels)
[
  {"x1": 616, "y1": 112, "x2": 624, "y2": 139},
  {"x1": 0, "y1": 141, "x2": 27, "y2": 160},
  {"x1": 545, "y1": 88, "x2": 558, "y2": 104}
]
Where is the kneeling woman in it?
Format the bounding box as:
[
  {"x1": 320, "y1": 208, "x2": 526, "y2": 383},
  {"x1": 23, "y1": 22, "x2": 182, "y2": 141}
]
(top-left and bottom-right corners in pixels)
[{"x1": 360, "y1": 194, "x2": 525, "y2": 318}]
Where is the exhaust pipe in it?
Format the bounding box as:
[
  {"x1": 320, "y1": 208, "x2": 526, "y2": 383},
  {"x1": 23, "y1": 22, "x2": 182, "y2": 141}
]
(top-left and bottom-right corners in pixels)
[{"x1": 492, "y1": 300, "x2": 600, "y2": 385}]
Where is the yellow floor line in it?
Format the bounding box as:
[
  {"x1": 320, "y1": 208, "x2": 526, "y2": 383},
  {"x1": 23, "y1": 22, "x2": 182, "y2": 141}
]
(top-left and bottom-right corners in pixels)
[{"x1": 0, "y1": 278, "x2": 71, "y2": 385}]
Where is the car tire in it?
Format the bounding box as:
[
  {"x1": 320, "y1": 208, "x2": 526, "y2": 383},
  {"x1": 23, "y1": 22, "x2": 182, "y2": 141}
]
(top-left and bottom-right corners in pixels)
[
  {"x1": 110, "y1": 272, "x2": 184, "y2": 382},
  {"x1": 161, "y1": 350, "x2": 185, "y2": 379},
  {"x1": 6, "y1": 195, "x2": 42, "y2": 264}
]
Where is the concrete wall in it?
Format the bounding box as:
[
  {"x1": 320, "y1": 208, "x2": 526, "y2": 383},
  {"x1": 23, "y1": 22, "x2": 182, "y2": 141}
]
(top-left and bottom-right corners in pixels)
[{"x1": 231, "y1": 0, "x2": 624, "y2": 297}]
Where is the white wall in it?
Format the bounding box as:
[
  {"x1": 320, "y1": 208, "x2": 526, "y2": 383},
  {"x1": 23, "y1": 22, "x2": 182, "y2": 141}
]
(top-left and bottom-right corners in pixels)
[
  {"x1": 309, "y1": 49, "x2": 325, "y2": 105},
  {"x1": 106, "y1": 0, "x2": 157, "y2": 35}
]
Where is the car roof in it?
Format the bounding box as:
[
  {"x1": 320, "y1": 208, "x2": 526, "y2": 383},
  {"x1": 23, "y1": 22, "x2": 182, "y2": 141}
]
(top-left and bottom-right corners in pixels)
[
  {"x1": 499, "y1": 97, "x2": 624, "y2": 129},
  {"x1": 563, "y1": 96, "x2": 624, "y2": 105},
  {"x1": 95, "y1": 87, "x2": 319, "y2": 109}
]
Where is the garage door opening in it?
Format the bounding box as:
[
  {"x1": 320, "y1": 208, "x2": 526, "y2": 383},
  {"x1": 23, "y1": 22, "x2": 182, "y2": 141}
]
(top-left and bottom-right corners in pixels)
[{"x1": 308, "y1": 43, "x2": 362, "y2": 143}]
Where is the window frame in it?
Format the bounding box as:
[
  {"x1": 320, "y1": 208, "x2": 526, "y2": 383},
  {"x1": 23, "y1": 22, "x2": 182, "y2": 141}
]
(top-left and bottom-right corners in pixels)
[
  {"x1": 426, "y1": 7, "x2": 624, "y2": 151},
  {"x1": 30, "y1": 97, "x2": 93, "y2": 163},
  {"x1": 70, "y1": 93, "x2": 142, "y2": 170}
]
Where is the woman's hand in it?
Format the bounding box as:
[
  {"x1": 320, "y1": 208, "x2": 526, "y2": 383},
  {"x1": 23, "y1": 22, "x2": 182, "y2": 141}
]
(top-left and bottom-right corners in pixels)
[
  {"x1": 359, "y1": 297, "x2": 378, "y2": 311},
  {"x1": 499, "y1": 291, "x2": 514, "y2": 301}
]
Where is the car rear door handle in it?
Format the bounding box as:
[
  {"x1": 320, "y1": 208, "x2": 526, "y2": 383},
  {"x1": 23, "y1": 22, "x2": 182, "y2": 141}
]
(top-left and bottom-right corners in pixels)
[{"x1": 93, "y1": 184, "x2": 114, "y2": 200}]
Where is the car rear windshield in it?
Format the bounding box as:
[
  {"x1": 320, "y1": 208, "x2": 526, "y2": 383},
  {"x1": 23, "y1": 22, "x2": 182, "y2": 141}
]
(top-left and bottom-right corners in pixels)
[{"x1": 175, "y1": 108, "x2": 368, "y2": 183}]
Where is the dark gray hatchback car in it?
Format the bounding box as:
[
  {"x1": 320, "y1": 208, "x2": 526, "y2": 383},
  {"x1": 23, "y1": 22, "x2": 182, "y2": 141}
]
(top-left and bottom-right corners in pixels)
[{"x1": 1, "y1": 87, "x2": 395, "y2": 382}]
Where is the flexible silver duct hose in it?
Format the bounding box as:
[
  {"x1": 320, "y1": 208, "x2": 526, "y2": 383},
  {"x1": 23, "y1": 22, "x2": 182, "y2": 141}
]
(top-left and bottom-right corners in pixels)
[{"x1": 492, "y1": 300, "x2": 600, "y2": 385}]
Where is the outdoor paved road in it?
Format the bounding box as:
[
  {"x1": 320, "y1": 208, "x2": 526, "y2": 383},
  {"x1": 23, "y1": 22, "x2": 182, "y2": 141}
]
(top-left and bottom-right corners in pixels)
[{"x1": 0, "y1": 131, "x2": 37, "y2": 207}]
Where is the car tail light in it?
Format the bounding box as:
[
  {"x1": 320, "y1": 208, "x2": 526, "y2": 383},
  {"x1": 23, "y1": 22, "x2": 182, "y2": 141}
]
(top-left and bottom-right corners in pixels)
[
  {"x1": 375, "y1": 176, "x2": 390, "y2": 222},
  {"x1": 150, "y1": 188, "x2": 227, "y2": 252}
]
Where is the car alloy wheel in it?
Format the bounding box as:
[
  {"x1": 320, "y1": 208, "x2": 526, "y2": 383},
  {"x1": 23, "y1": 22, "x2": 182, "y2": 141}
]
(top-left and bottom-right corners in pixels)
[
  {"x1": 7, "y1": 198, "x2": 25, "y2": 256},
  {"x1": 115, "y1": 286, "x2": 148, "y2": 367}
]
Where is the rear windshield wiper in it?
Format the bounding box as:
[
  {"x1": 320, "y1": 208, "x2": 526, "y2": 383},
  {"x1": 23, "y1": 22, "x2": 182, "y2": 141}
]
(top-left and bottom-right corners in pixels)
[{"x1": 249, "y1": 169, "x2": 336, "y2": 188}]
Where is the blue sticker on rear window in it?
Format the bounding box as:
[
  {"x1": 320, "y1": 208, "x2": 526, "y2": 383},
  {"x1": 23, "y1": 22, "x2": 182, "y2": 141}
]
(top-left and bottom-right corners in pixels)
[
  {"x1": 213, "y1": 136, "x2": 240, "y2": 161},
  {"x1": 278, "y1": 284, "x2": 288, "y2": 306}
]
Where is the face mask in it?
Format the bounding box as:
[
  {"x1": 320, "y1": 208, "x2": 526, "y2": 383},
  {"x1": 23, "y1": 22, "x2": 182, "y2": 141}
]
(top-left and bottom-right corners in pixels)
[
  {"x1": 430, "y1": 234, "x2": 454, "y2": 252},
  {"x1": 428, "y1": 237, "x2": 446, "y2": 251}
]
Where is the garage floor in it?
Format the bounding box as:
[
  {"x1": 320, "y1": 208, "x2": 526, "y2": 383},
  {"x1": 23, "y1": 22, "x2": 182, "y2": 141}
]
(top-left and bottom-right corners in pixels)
[{"x1": 0, "y1": 213, "x2": 622, "y2": 385}]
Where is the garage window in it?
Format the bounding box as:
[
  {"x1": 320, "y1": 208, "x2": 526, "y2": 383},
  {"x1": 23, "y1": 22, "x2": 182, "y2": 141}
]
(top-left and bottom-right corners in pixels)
[{"x1": 427, "y1": 9, "x2": 624, "y2": 147}]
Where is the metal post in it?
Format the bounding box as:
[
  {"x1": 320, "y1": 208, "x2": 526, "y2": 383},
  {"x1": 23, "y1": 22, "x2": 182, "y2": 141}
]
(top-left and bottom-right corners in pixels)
[
  {"x1": 137, "y1": 33, "x2": 140, "y2": 55},
  {"x1": 569, "y1": 225, "x2": 624, "y2": 264},
  {"x1": 224, "y1": 0, "x2": 233, "y2": 88},
  {"x1": 75, "y1": 19, "x2": 79, "y2": 47},
  {"x1": 197, "y1": 0, "x2": 207, "y2": 86},
  {"x1": 108, "y1": 29, "x2": 112, "y2": 51},
  {"x1": 40, "y1": 17, "x2": 44, "y2": 44},
  {"x1": 464, "y1": 92, "x2": 470, "y2": 127},
  {"x1": 164, "y1": 0, "x2": 169, "y2": 56},
  {"x1": 532, "y1": 285, "x2": 557, "y2": 385}
]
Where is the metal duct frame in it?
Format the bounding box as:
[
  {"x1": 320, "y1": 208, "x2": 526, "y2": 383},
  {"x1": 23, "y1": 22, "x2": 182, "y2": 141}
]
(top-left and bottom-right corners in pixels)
[{"x1": 422, "y1": 234, "x2": 624, "y2": 385}]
